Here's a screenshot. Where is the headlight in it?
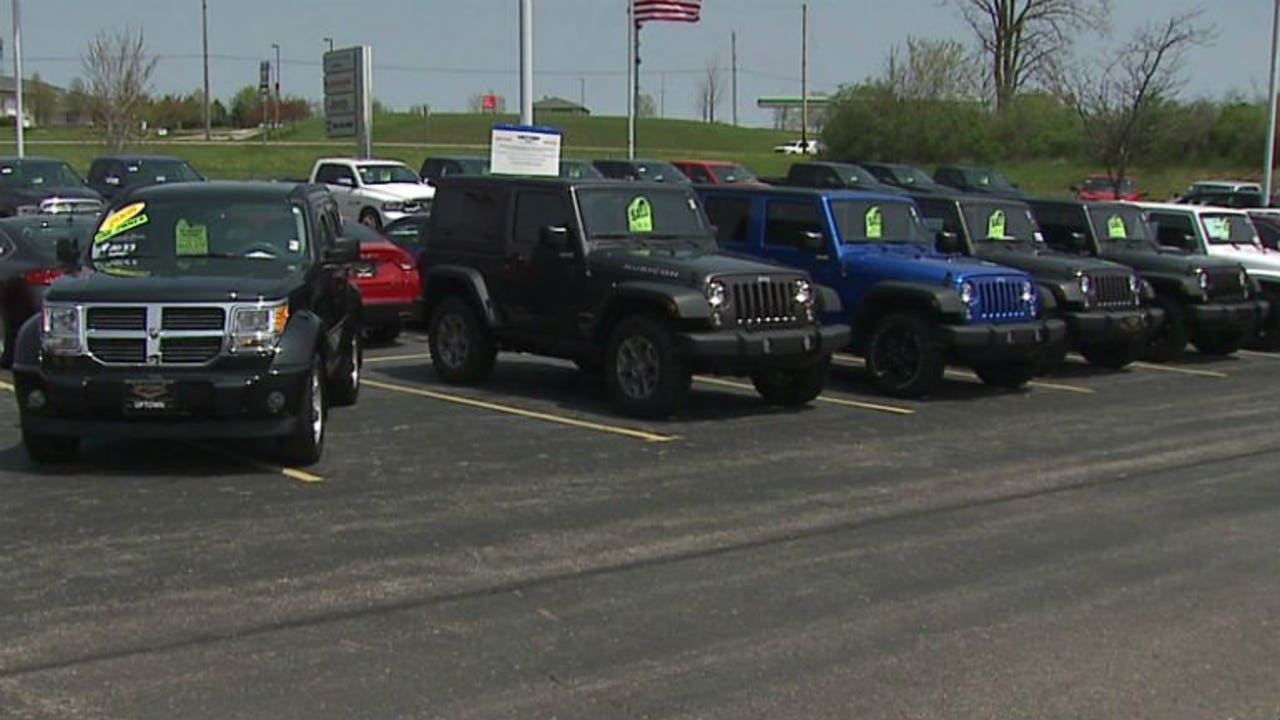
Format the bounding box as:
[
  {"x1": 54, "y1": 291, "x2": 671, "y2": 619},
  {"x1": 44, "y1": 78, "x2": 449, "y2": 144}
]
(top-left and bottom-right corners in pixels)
[
  {"x1": 959, "y1": 281, "x2": 975, "y2": 305},
  {"x1": 381, "y1": 201, "x2": 404, "y2": 212},
  {"x1": 231, "y1": 302, "x2": 289, "y2": 352},
  {"x1": 705, "y1": 280, "x2": 727, "y2": 309},
  {"x1": 1077, "y1": 273, "x2": 1092, "y2": 295},
  {"x1": 1021, "y1": 280, "x2": 1035, "y2": 303},
  {"x1": 1128, "y1": 274, "x2": 1141, "y2": 295},
  {"x1": 41, "y1": 304, "x2": 82, "y2": 355},
  {"x1": 793, "y1": 279, "x2": 813, "y2": 306},
  {"x1": 1239, "y1": 269, "x2": 1248, "y2": 289},
  {"x1": 1196, "y1": 268, "x2": 1210, "y2": 291}
]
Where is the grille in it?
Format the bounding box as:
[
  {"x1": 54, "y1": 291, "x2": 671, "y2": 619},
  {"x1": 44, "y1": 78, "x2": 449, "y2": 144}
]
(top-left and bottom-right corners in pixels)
[
  {"x1": 972, "y1": 277, "x2": 1034, "y2": 321},
  {"x1": 1206, "y1": 268, "x2": 1247, "y2": 301},
  {"x1": 726, "y1": 277, "x2": 801, "y2": 328},
  {"x1": 161, "y1": 337, "x2": 223, "y2": 364},
  {"x1": 1090, "y1": 273, "x2": 1139, "y2": 308},
  {"x1": 88, "y1": 338, "x2": 146, "y2": 364},
  {"x1": 87, "y1": 307, "x2": 146, "y2": 331},
  {"x1": 162, "y1": 307, "x2": 226, "y2": 331}
]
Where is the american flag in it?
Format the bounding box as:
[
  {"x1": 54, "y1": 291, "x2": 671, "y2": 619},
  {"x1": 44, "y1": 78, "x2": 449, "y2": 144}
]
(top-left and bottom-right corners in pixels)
[{"x1": 633, "y1": 0, "x2": 702, "y2": 25}]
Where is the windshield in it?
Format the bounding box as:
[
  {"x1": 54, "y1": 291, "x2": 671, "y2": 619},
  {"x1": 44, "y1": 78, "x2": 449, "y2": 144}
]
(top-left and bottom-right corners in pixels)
[
  {"x1": 962, "y1": 202, "x2": 1040, "y2": 242},
  {"x1": 830, "y1": 199, "x2": 931, "y2": 245},
  {"x1": 124, "y1": 160, "x2": 202, "y2": 185},
  {"x1": 0, "y1": 160, "x2": 83, "y2": 189},
  {"x1": 967, "y1": 168, "x2": 1018, "y2": 192},
  {"x1": 577, "y1": 187, "x2": 708, "y2": 242},
  {"x1": 834, "y1": 164, "x2": 879, "y2": 187},
  {"x1": 560, "y1": 160, "x2": 602, "y2": 179},
  {"x1": 90, "y1": 196, "x2": 309, "y2": 270},
  {"x1": 632, "y1": 162, "x2": 690, "y2": 184},
  {"x1": 356, "y1": 164, "x2": 421, "y2": 185},
  {"x1": 890, "y1": 165, "x2": 934, "y2": 186},
  {"x1": 1201, "y1": 213, "x2": 1260, "y2": 246},
  {"x1": 1088, "y1": 206, "x2": 1152, "y2": 244},
  {"x1": 2, "y1": 217, "x2": 93, "y2": 259},
  {"x1": 709, "y1": 163, "x2": 758, "y2": 184}
]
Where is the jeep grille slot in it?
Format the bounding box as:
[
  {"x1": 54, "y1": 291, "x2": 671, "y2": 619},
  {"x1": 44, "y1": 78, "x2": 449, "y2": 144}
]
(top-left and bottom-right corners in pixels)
[
  {"x1": 87, "y1": 338, "x2": 146, "y2": 364},
  {"x1": 162, "y1": 307, "x2": 226, "y2": 331},
  {"x1": 161, "y1": 337, "x2": 224, "y2": 364},
  {"x1": 1206, "y1": 268, "x2": 1247, "y2": 301},
  {"x1": 973, "y1": 278, "x2": 1033, "y2": 321},
  {"x1": 1092, "y1": 273, "x2": 1138, "y2": 308},
  {"x1": 87, "y1": 307, "x2": 146, "y2": 331},
  {"x1": 727, "y1": 277, "x2": 800, "y2": 328}
]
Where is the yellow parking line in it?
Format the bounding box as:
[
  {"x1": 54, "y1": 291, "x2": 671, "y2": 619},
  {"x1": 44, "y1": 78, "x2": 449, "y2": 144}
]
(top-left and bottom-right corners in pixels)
[
  {"x1": 694, "y1": 375, "x2": 916, "y2": 415},
  {"x1": 360, "y1": 378, "x2": 677, "y2": 443},
  {"x1": 363, "y1": 352, "x2": 433, "y2": 364},
  {"x1": 187, "y1": 441, "x2": 325, "y2": 484},
  {"x1": 1236, "y1": 349, "x2": 1280, "y2": 359},
  {"x1": 943, "y1": 369, "x2": 1093, "y2": 395},
  {"x1": 1129, "y1": 361, "x2": 1227, "y2": 379},
  {"x1": 0, "y1": 379, "x2": 13, "y2": 392}
]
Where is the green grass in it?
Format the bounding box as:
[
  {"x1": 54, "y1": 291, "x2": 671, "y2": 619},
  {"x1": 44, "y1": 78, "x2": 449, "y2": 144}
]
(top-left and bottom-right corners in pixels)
[{"x1": 0, "y1": 112, "x2": 1263, "y2": 200}]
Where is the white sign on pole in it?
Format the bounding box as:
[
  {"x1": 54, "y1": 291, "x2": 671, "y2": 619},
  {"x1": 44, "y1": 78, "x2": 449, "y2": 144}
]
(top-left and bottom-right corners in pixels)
[{"x1": 489, "y1": 124, "x2": 562, "y2": 177}]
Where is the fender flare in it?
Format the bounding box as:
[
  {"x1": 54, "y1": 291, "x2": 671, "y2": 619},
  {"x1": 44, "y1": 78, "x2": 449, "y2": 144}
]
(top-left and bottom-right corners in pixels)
[
  {"x1": 272, "y1": 310, "x2": 325, "y2": 371},
  {"x1": 423, "y1": 265, "x2": 501, "y2": 327}
]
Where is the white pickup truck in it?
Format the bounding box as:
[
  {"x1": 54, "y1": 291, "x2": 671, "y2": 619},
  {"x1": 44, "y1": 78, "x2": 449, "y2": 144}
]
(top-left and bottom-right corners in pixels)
[{"x1": 309, "y1": 157, "x2": 434, "y2": 230}]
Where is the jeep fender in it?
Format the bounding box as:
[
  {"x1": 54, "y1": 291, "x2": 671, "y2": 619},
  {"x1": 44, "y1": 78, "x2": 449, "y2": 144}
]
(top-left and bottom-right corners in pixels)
[
  {"x1": 606, "y1": 282, "x2": 713, "y2": 321},
  {"x1": 272, "y1": 310, "x2": 325, "y2": 373},
  {"x1": 1036, "y1": 281, "x2": 1065, "y2": 313},
  {"x1": 12, "y1": 315, "x2": 41, "y2": 372},
  {"x1": 424, "y1": 265, "x2": 501, "y2": 327},
  {"x1": 815, "y1": 284, "x2": 842, "y2": 314},
  {"x1": 854, "y1": 281, "x2": 966, "y2": 330}
]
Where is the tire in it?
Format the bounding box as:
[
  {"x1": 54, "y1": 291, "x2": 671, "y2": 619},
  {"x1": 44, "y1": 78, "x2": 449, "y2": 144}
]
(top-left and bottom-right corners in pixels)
[
  {"x1": 604, "y1": 314, "x2": 691, "y2": 418},
  {"x1": 428, "y1": 296, "x2": 496, "y2": 384},
  {"x1": 364, "y1": 318, "x2": 403, "y2": 345},
  {"x1": 751, "y1": 357, "x2": 830, "y2": 406},
  {"x1": 1142, "y1": 295, "x2": 1188, "y2": 362},
  {"x1": 1078, "y1": 340, "x2": 1142, "y2": 370},
  {"x1": 359, "y1": 208, "x2": 382, "y2": 231},
  {"x1": 972, "y1": 360, "x2": 1036, "y2": 390},
  {"x1": 330, "y1": 330, "x2": 362, "y2": 407},
  {"x1": 22, "y1": 427, "x2": 79, "y2": 464},
  {"x1": 1249, "y1": 290, "x2": 1280, "y2": 350},
  {"x1": 278, "y1": 357, "x2": 326, "y2": 466},
  {"x1": 1192, "y1": 331, "x2": 1244, "y2": 357},
  {"x1": 0, "y1": 312, "x2": 12, "y2": 369},
  {"x1": 864, "y1": 312, "x2": 945, "y2": 399}
]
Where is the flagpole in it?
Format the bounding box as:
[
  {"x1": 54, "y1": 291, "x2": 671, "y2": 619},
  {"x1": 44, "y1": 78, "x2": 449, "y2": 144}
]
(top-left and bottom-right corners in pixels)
[{"x1": 627, "y1": 0, "x2": 636, "y2": 159}]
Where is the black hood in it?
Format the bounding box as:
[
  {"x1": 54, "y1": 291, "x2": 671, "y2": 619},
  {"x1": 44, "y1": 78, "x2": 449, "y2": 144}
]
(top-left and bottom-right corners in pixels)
[
  {"x1": 588, "y1": 244, "x2": 804, "y2": 286},
  {"x1": 1101, "y1": 242, "x2": 1243, "y2": 276},
  {"x1": 973, "y1": 243, "x2": 1131, "y2": 279},
  {"x1": 48, "y1": 259, "x2": 306, "y2": 304}
]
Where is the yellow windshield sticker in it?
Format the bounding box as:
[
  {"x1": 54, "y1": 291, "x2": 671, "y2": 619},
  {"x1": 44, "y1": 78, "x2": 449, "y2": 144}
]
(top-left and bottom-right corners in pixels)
[
  {"x1": 1107, "y1": 214, "x2": 1127, "y2": 239},
  {"x1": 94, "y1": 202, "x2": 148, "y2": 243},
  {"x1": 865, "y1": 206, "x2": 883, "y2": 239},
  {"x1": 987, "y1": 209, "x2": 1007, "y2": 238},
  {"x1": 175, "y1": 219, "x2": 209, "y2": 256},
  {"x1": 627, "y1": 196, "x2": 653, "y2": 233}
]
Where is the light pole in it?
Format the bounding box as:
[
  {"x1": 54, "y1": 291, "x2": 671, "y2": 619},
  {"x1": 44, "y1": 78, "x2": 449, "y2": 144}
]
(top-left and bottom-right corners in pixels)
[
  {"x1": 271, "y1": 42, "x2": 281, "y2": 130},
  {"x1": 12, "y1": 0, "x2": 23, "y2": 157},
  {"x1": 518, "y1": 0, "x2": 533, "y2": 125},
  {"x1": 201, "y1": 0, "x2": 211, "y2": 140},
  {"x1": 1265, "y1": 0, "x2": 1280, "y2": 204},
  {"x1": 324, "y1": 37, "x2": 334, "y2": 53}
]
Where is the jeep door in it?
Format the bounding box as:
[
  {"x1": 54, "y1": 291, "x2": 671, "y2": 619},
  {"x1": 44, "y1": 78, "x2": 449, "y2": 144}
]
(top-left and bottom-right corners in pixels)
[
  {"x1": 505, "y1": 188, "x2": 582, "y2": 342},
  {"x1": 759, "y1": 196, "x2": 837, "y2": 286},
  {"x1": 1147, "y1": 211, "x2": 1204, "y2": 254}
]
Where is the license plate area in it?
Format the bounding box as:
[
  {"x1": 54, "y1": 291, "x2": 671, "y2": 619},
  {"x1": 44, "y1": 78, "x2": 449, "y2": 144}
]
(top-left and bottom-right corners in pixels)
[
  {"x1": 123, "y1": 379, "x2": 178, "y2": 415},
  {"x1": 354, "y1": 261, "x2": 377, "y2": 278}
]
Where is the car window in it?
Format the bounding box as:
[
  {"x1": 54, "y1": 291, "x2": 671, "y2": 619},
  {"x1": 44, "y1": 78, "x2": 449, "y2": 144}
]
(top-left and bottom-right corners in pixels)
[
  {"x1": 829, "y1": 200, "x2": 929, "y2": 244},
  {"x1": 763, "y1": 199, "x2": 824, "y2": 248},
  {"x1": 1201, "y1": 213, "x2": 1259, "y2": 245},
  {"x1": 681, "y1": 164, "x2": 713, "y2": 183},
  {"x1": 960, "y1": 201, "x2": 1038, "y2": 242},
  {"x1": 1148, "y1": 212, "x2": 1198, "y2": 251},
  {"x1": 914, "y1": 198, "x2": 964, "y2": 236},
  {"x1": 701, "y1": 195, "x2": 752, "y2": 245},
  {"x1": 356, "y1": 164, "x2": 420, "y2": 185},
  {"x1": 91, "y1": 197, "x2": 309, "y2": 264},
  {"x1": 512, "y1": 190, "x2": 573, "y2": 251},
  {"x1": 315, "y1": 163, "x2": 355, "y2": 185}
]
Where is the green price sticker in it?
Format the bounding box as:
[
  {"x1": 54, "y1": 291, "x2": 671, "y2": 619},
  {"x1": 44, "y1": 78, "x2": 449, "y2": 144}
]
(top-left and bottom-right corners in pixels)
[
  {"x1": 1107, "y1": 215, "x2": 1127, "y2": 239},
  {"x1": 175, "y1": 218, "x2": 209, "y2": 256},
  {"x1": 627, "y1": 196, "x2": 653, "y2": 233},
  {"x1": 865, "y1": 206, "x2": 883, "y2": 239},
  {"x1": 987, "y1": 209, "x2": 1007, "y2": 239}
]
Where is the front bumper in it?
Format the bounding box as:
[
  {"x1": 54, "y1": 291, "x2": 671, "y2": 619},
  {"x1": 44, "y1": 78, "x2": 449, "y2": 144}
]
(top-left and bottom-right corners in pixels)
[
  {"x1": 1187, "y1": 298, "x2": 1269, "y2": 335},
  {"x1": 678, "y1": 324, "x2": 851, "y2": 365},
  {"x1": 14, "y1": 361, "x2": 310, "y2": 439},
  {"x1": 1063, "y1": 306, "x2": 1163, "y2": 345},
  {"x1": 940, "y1": 318, "x2": 1067, "y2": 360}
]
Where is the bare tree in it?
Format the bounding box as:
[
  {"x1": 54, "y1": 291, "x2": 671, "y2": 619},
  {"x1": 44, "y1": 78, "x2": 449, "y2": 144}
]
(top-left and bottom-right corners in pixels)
[
  {"x1": 25, "y1": 72, "x2": 60, "y2": 127},
  {"x1": 82, "y1": 28, "x2": 158, "y2": 149},
  {"x1": 1052, "y1": 10, "x2": 1211, "y2": 191},
  {"x1": 696, "y1": 57, "x2": 725, "y2": 123},
  {"x1": 884, "y1": 36, "x2": 985, "y2": 101},
  {"x1": 949, "y1": 0, "x2": 1109, "y2": 112}
]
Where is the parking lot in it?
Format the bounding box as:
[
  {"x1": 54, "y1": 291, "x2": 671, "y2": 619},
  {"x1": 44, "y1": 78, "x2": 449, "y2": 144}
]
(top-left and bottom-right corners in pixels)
[{"x1": 2, "y1": 338, "x2": 1279, "y2": 719}]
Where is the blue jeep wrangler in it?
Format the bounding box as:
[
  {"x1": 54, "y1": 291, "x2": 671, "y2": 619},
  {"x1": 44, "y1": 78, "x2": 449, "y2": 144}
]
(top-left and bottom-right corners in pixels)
[{"x1": 699, "y1": 186, "x2": 1066, "y2": 397}]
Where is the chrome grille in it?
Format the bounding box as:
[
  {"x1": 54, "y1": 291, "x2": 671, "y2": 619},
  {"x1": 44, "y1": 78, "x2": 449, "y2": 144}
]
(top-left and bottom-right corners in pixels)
[
  {"x1": 161, "y1": 337, "x2": 224, "y2": 364},
  {"x1": 87, "y1": 307, "x2": 146, "y2": 331},
  {"x1": 1091, "y1": 273, "x2": 1139, "y2": 308},
  {"x1": 162, "y1": 307, "x2": 226, "y2": 331},
  {"x1": 87, "y1": 338, "x2": 146, "y2": 364},
  {"x1": 1206, "y1": 268, "x2": 1247, "y2": 301},
  {"x1": 726, "y1": 276, "x2": 801, "y2": 328},
  {"x1": 973, "y1": 277, "x2": 1034, "y2": 321}
]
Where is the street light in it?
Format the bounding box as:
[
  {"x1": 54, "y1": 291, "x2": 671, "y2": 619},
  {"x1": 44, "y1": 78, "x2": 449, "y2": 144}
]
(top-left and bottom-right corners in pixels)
[
  {"x1": 13, "y1": 0, "x2": 23, "y2": 157},
  {"x1": 271, "y1": 43, "x2": 281, "y2": 130},
  {"x1": 324, "y1": 37, "x2": 334, "y2": 53}
]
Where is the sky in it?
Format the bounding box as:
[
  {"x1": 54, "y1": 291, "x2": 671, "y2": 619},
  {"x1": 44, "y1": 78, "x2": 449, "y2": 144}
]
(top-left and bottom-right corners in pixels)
[{"x1": 7, "y1": 0, "x2": 1276, "y2": 127}]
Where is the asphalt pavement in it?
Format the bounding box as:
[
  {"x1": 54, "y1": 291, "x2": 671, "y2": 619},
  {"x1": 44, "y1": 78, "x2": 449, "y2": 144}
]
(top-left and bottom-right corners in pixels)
[{"x1": 1, "y1": 335, "x2": 1278, "y2": 719}]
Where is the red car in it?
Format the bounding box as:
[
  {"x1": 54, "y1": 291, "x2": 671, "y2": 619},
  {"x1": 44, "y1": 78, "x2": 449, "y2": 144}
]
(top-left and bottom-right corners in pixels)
[
  {"x1": 669, "y1": 159, "x2": 765, "y2": 185},
  {"x1": 344, "y1": 223, "x2": 421, "y2": 343},
  {"x1": 1074, "y1": 174, "x2": 1142, "y2": 201}
]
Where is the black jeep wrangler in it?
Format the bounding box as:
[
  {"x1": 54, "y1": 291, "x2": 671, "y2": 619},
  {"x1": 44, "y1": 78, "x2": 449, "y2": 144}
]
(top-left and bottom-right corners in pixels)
[
  {"x1": 1030, "y1": 199, "x2": 1268, "y2": 360},
  {"x1": 418, "y1": 177, "x2": 850, "y2": 417},
  {"x1": 12, "y1": 181, "x2": 364, "y2": 465}
]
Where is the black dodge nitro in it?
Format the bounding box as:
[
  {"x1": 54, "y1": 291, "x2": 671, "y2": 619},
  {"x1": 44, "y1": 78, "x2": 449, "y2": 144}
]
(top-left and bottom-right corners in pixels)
[{"x1": 12, "y1": 181, "x2": 363, "y2": 465}]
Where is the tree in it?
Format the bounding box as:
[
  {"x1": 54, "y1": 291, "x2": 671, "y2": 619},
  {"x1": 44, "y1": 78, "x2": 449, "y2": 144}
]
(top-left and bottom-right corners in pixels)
[
  {"x1": 949, "y1": 0, "x2": 1109, "y2": 112},
  {"x1": 229, "y1": 85, "x2": 263, "y2": 127},
  {"x1": 636, "y1": 93, "x2": 657, "y2": 118},
  {"x1": 25, "y1": 72, "x2": 59, "y2": 126},
  {"x1": 64, "y1": 77, "x2": 91, "y2": 125},
  {"x1": 696, "y1": 57, "x2": 725, "y2": 123},
  {"x1": 884, "y1": 36, "x2": 984, "y2": 102},
  {"x1": 81, "y1": 28, "x2": 158, "y2": 149},
  {"x1": 1052, "y1": 10, "x2": 1211, "y2": 191}
]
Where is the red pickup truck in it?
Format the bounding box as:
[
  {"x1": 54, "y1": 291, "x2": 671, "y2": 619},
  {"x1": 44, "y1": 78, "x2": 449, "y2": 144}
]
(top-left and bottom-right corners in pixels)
[{"x1": 669, "y1": 159, "x2": 765, "y2": 185}]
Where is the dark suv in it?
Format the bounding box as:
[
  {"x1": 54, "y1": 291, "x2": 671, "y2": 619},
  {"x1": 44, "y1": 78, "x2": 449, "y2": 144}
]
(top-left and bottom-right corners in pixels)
[
  {"x1": 418, "y1": 177, "x2": 850, "y2": 417},
  {"x1": 12, "y1": 181, "x2": 363, "y2": 465},
  {"x1": 86, "y1": 154, "x2": 205, "y2": 201},
  {"x1": 0, "y1": 156, "x2": 104, "y2": 217}
]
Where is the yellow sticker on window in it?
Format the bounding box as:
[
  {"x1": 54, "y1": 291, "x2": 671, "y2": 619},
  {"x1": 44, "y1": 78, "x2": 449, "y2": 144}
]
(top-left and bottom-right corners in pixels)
[
  {"x1": 865, "y1": 206, "x2": 883, "y2": 239},
  {"x1": 175, "y1": 218, "x2": 209, "y2": 256},
  {"x1": 94, "y1": 202, "x2": 148, "y2": 243},
  {"x1": 987, "y1": 209, "x2": 1007, "y2": 239},
  {"x1": 627, "y1": 196, "x2": 653, "y2": 233},
  {"x1": 1107, "y1": 215, "x2": 1127, "y2": 239}
]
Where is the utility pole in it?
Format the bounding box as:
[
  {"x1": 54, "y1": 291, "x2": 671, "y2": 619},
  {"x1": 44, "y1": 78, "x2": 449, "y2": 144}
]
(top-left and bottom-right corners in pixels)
[
  {"x1": 580, "y1": 76, "x2": 585, "y2": 108},
  {"x1": 202, "y1": 0, "x2": 211, "y2": 140},
  {"x1": 272, "y1": 43, "x2": 281, "y2": 131},
  {"x1": 519, "y1": 0, "x2": 533, "y2": 125},
  {"x1": 800, "y1": 3, "x2": 808, "y2": 146},
  {"x1": 660, "y1": 72, "x2": 665, "y2": 118},
  {"x1": 1265, "y1": 0, "x2": 1280, "y2": 203},
  {"x1": 12, "y1": 0, "x2": 23, "y2": 157},
  {"x1": 731, "y1": 30, "x2": 738, "y2": 126}
]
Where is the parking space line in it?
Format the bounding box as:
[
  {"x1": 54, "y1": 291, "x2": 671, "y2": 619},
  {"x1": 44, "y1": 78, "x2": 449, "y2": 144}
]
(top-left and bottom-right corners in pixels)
[
  {"x1": 694, "y1": 376, "x2": 916, "y2": 415},
  {"x1": 363, "y1": 353, "x2": 433, "y2": 364},
  {"x1": 360, "y1": 378, "x2": 678, "y2": 443},
  {"x1": 0, "y1": 379, "x2": 12, "y2": 392},
  {"x1": 186, "y1": 442, "x2": 325, "y2": 484},
  {"x1": 1129, "y1": 361, "x2": 1228, "y2": 378},
  {"x1": 1236, "y1": 349, "x2": 1280, "y2": 359}
]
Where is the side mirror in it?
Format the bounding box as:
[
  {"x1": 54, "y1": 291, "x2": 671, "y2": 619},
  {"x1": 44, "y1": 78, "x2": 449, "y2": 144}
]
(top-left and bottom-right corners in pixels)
[
  {"x1": 324, "y1": 236, "x2": 360, "y2": 264},
  {"x1": 334, "y1": 176, "x2": 355, "y2": 188},
  {"x1": 55, "y1": 237, "x2": 80, "y2": 266},
  {"x1": 800, "y1": 230, "x2": 826, "y2": 253},
  {"x1": 936, "y1": 231, "x2": 961, "y2": 254},
  {"x1": 539, "y1": 225, "x2": 572, "y2": 251}
]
